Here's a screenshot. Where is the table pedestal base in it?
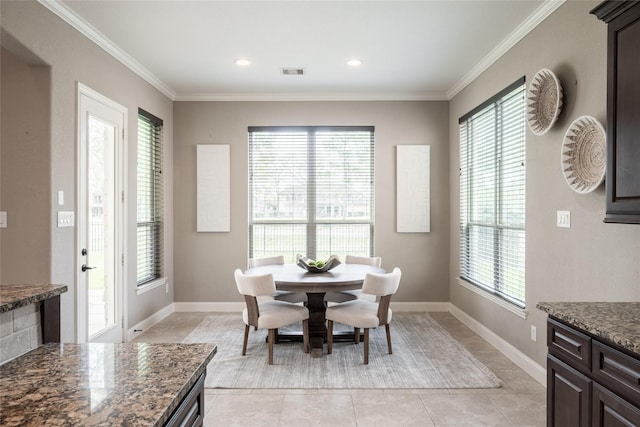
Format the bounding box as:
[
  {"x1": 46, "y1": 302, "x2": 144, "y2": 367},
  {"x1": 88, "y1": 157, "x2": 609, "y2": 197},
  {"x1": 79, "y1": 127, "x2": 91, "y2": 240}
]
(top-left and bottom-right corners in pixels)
[{"x1": 275, "y1": 291, "x2": 364, "y2": 357}]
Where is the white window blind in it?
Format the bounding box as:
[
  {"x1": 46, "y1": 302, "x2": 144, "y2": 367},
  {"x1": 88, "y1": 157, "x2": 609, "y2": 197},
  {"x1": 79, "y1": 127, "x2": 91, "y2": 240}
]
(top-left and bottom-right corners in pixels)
[
  {"x1": 459, "y1": 78, "x2": 526, "y2": 308},
  {"x1": 249, "y1": 126, "x2": 374, "y2": 262},
  {"x1": 137, "y1": 109, "x2": 163, "y2": 286}
]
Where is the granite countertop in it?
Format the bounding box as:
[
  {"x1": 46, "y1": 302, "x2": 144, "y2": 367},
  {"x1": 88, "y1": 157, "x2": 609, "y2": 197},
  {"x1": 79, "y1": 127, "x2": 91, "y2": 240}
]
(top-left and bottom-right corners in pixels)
[
  {"x1": 0, "y1": 283, "x2": 68, "y2": 312},
  {"x1": 537, "y1": 302, "x2": 640, "y2": 356},
  {"x1": 0, "y1": 342, "x2": 216, "y2": 426}
]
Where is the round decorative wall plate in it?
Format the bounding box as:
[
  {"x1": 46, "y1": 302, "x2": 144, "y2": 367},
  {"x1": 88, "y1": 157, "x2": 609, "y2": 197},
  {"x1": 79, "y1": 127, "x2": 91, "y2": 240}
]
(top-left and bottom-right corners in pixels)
[
  {"x1": 561, "y1": 116, "x2": 606, "y2": 194},
  {"x1": 527, "y1": 69, "x2": 564, "y2": 136}
]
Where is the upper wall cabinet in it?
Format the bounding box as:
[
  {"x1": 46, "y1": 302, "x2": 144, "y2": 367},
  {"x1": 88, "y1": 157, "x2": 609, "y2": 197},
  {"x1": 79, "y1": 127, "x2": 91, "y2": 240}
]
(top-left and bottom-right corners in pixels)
[{"x1": 592, "y1": 1, "x2": 640, "y2": 224}]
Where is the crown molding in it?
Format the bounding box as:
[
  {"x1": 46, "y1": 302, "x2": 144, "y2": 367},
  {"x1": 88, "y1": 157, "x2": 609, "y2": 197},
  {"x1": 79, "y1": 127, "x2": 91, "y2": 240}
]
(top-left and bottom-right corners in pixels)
[
  {"x1": 37, "y1": 0, "x2": 176, "y2": 100},
  {"x1": 174, "y1": 92, "x2": 449, "y2": 102},
  {"x1": 38, "y1": 0, "x2": 564, "y2": 103},
  {"x1": 447, "y1": 0, "x2": 566, "y2": 100}
]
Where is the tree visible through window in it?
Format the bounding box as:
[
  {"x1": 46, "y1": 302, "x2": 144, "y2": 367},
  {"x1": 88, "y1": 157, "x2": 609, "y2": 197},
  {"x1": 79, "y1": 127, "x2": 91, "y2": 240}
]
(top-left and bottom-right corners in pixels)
[
  {"x1": 137, "y1": 109, "x2": 163, "y2": 286},
  {"x1": 249, "y1": 126, "x2": 374, "y2": 262},
  {"x1": 459, "y1": 78, "x2": 526, "y2": 308}
]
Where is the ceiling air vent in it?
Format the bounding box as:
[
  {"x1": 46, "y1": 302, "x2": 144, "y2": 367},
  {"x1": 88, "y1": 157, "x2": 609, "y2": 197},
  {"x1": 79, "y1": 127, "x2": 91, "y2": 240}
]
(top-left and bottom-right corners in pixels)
[{"x1": 280, "y1": 68, "x2": 305, "y2": 76}]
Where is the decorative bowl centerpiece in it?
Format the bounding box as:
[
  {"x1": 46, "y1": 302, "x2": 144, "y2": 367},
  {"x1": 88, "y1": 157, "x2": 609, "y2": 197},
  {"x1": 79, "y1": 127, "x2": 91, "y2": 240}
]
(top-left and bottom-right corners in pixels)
[{"x1": 296, "y1": 254, "x2": 341, "y2": 273}]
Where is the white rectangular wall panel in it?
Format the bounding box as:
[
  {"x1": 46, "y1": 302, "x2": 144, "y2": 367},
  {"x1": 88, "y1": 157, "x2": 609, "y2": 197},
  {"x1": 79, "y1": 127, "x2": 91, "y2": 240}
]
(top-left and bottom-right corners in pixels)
[
  {"x1": 397, "y1": 145, "x2": 430, "y2": 232},
  {"x1": 197, "y1": 145, "x2": 230, "y2": 232}
]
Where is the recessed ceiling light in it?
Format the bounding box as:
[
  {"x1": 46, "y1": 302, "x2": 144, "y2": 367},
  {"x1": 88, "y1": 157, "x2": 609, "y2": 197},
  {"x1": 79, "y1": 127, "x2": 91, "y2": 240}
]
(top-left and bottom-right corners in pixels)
[
  {"x1": 234, "y1": 58, "x2": 251, "y2": 66},
  {"x1": 347, "y1": 58, "x2": 363, "y2": 67}
]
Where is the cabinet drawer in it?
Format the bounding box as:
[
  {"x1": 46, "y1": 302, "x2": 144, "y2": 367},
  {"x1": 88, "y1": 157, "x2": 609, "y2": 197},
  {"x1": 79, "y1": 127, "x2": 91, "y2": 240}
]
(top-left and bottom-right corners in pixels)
[
  {"x1": 592, "y1": 341, "x2": 640, "y2": 408},
  {"x1": 548, "y1": 318, "x2": 592, "y2": 371}
]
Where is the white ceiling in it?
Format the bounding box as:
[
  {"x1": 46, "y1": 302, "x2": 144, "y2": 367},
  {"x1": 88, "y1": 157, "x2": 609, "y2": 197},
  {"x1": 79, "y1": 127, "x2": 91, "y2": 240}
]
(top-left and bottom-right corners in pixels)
[{"x1": 45, "y1": 0, "x2": 564, "y2": 101}]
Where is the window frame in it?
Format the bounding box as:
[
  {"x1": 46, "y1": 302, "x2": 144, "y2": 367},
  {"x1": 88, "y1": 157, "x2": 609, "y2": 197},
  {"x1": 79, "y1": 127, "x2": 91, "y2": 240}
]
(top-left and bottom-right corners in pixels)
[
  {"x1": 458, "y1": 77, "x2": 526, "y2": 310},
  {"x1": 248, "y1": 125, "x2": 375, "y2": 262},
  {"x1": 136, "y1": 108, "x2": 164, "y2": 287}
]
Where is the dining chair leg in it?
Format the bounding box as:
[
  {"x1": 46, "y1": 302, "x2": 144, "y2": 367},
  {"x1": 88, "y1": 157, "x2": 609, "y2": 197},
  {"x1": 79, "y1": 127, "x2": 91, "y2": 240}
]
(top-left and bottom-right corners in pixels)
[
  {"x1": 242, "y1": 324, "x2": 249, "y2": 356},
  {"x1": 363, "y1": 328, "x2": 369, "y2": 365},
  {"x1": 354, "y1": 327, "x2": 360, "y2": 344},
  {"x1": 385, "y1": 323, "x2": 393, "y2": 354},
  {"x1": 302, "y1": 319, "x2": 309, "y2": 353},
  {"x1": 268, "y1": 329, "x2": 275, "y2": 365},
  {"x1": 327, "y1": 320, "x2": 333, "y2": 354}
]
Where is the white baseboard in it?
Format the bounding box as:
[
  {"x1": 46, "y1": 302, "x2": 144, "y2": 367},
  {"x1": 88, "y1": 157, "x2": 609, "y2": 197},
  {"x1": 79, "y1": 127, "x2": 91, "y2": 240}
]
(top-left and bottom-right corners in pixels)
[
  {"x1": 173, "y1": 302, "x2": 245, "y2": 312},
  {"x1": 449, "y1": 304, "x2": 547, "y2": 386},
  {"x1": 126, "y1": 303, "x2": 175, "y2": 341},
  {"x1": 172, "y1": 301, "x2": 444, "y2": 313},
  {"x1": 391, "y1": 301, "x2": 449, "y2": 312}
]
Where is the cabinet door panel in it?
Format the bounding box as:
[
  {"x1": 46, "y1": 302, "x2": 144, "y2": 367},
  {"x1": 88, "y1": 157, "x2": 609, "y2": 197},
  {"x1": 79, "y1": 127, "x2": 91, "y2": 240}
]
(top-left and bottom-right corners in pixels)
[
  {"x1": 548, "y1": 355, "x2": 592, "y2": 427},
  {"x1": 593, "y1": 383, "x2": 640, "y2": 427},
  {"x1": 614, "y1": 11, "x2": 640, "y2": 200},
  {"x1": 596, "y1": 1, "x2": 640, "y2": 222}
]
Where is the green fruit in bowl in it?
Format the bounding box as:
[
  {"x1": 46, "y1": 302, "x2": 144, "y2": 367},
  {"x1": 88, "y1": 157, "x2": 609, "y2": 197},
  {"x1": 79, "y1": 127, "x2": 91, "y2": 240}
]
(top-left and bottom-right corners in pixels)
[
  {"x1": 315, "y1": 260, "x2": 325, "y2": 268},
  {"x1": 307, "y1": 261, "x2": 316, "y2": 266}
]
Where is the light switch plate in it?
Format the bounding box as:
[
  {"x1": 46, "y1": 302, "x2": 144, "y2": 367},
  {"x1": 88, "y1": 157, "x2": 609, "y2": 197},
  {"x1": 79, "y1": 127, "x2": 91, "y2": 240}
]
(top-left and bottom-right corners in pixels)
[
  {"x1": 557, "y1": 210, "x2": 571, "y2": 228},
  {"x1": 0, "y1": 211, "x2": 6, "y2": 228},
  {"x1": 57, "y1": 211, "x2": 75, "y2": 227}
]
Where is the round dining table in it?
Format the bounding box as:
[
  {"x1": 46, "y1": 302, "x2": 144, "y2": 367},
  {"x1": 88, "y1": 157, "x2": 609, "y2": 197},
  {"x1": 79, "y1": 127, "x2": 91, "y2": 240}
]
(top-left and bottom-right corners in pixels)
[{"x1": 245, "y1": 262, "x2": 384, "y2": 357}]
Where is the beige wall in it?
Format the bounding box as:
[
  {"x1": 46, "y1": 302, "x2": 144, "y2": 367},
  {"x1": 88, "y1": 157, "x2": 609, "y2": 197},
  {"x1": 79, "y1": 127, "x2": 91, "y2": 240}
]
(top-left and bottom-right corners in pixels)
[
  {"x1": 173, "y1": 101, "x2": 450, "y2": 304},
  {"x1": 1, "y1": 46, "x2": 51, "y2": 284},
  {"x1": 449, "y1": 0, "x2": 640, "y2": 366},
  {"x1": 3, "y1": 0, "x2": 638, "y2": 369},
  {"x1": 1, "y1": 1, "x2": 175, "y2": 341}
]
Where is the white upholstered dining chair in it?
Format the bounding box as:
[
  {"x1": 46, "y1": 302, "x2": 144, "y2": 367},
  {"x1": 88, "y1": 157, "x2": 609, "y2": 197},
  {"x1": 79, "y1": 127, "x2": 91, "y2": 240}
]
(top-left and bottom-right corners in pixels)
[
  {"x1": 324, "y1": 255, "x2": 382, "y2": 303},
  {"x1": 234, "y1": 269, "x2": 309, "y2": 365},
  {"x1": 249, "y1": 256, "x2": 307, "y2": 304},
  {"x1": 326, "y1": 267, "x2": 401, "y2": 364}
]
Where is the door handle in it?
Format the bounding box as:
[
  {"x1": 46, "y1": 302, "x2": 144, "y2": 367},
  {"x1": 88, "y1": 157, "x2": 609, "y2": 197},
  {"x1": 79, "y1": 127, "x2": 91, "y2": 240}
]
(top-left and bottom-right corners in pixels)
[{"x1": 81, "y1": 264, "x2": 95, "y2": 272}]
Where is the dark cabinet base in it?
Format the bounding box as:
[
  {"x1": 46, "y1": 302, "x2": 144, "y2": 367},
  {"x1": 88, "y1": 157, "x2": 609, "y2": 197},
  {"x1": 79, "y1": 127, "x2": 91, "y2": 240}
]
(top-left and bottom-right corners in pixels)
[
  {"x1": 548, "y1": 355, "x2": 592, "y2": 427},
  {"x1": 546, "y1": 317, "x2": 640, "y2": 427},
  {"x1": 593, "y1": 383, "x2": 640, "y2": 426},
  {"x1": 165, "y1": 373, "x2": 205, "y2": 427}
]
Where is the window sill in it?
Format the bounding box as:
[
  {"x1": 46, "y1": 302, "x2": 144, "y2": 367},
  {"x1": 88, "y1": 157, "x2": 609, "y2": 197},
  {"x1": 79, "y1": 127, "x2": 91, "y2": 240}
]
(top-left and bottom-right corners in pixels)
[
  {"x1": 457, "y1": 278, "x2": 528, "y2": 319},
  {"x1": 136, "y1": 277, "x2": 168, "y2": 296}
]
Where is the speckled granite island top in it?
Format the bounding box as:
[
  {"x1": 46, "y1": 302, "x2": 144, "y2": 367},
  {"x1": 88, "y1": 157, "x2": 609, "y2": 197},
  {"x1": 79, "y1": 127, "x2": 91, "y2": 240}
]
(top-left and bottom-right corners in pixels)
[
  {"x1": 537, "y1": 302, "x2": 640, "y2": 356},
  {"x1": 0, "y1": 342, "x2": 216, "y2": 426},
  {"x1": 0, "y1": 283, "x2": 68, "y2": 312}
]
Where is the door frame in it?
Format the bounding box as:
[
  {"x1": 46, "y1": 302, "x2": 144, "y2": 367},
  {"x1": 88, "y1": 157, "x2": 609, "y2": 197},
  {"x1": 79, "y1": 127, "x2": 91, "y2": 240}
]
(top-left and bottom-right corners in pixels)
[{"x1": 76, "y1": 82, "x2": 128, "y2": 343}]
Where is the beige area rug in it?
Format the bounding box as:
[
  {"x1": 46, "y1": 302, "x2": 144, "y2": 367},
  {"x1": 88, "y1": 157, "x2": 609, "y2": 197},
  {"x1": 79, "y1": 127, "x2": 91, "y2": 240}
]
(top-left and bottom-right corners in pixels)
[{"x1": 183, "y1": 312, "x2": 502, "y2": 389}]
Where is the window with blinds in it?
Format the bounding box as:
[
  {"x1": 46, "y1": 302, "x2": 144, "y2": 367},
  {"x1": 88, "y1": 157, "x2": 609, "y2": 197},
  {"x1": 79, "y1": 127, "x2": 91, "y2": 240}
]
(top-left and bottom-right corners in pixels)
[
  {"x1": 137, "y1": 109, "x2": 163, "y2": 286},
  {"x1": 459, "y1": 78, "x2": 526, "y2": 308},
  {"x1": 249, "y1": 126, "x2": 374, "y2": 262}
]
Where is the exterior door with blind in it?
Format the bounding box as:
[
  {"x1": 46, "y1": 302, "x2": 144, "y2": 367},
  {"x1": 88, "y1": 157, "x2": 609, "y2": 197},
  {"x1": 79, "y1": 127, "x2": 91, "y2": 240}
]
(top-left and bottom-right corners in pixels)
[{"x1": 77, "y1": 84, "x2": 126, "y2": 343}]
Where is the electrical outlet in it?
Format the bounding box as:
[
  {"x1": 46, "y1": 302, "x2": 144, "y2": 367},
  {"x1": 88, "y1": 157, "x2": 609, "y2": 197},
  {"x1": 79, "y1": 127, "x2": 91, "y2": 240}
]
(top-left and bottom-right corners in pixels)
[
  {"x1": 0, "y1": 211, "x2": 6, "y2": 228},
  {"x1": 166, "y1": 282, "x2": 169, "y2": 293},
  {"x1": 557, "y1": 210, "x2": 571, "y2": 228},
  {"x1": 531, "y1": 325, "x2": 537, "y2": 342}
]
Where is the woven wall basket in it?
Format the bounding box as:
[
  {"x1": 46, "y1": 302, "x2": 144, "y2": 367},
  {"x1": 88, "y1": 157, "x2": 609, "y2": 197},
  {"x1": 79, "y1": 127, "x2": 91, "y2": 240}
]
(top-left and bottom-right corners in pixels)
[
  {"x1": 561, "y1": 116, "x2": 606, "y2": 194},
  {"x1": 527, "y1": 69, "x2": 564, "y2": 136}
]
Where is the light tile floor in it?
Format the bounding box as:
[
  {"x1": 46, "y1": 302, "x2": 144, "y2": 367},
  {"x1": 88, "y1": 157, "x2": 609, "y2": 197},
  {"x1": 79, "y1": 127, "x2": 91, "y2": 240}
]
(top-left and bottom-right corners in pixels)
[{"x1": 131, "y1": 312, "x2": 546, "y2": 426}]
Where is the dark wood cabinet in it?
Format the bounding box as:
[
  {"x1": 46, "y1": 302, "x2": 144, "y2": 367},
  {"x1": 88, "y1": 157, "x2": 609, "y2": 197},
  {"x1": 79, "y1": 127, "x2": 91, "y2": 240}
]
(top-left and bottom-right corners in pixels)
[
  {"x1": 165, "y1": 373, "x2": 206, "y2": 427},
  {"x1": 592, "y1": 1, "x2": 640, "y2": 223},
  {"x1": 546, "y1": 318, "x2": 640, "y2": 427},
  {"x1": 548, "y1": 355, "x2": 592, "y2": 426},
  {"x1": 593, "y1": 383, "x2": 640, "y2": 426}
]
